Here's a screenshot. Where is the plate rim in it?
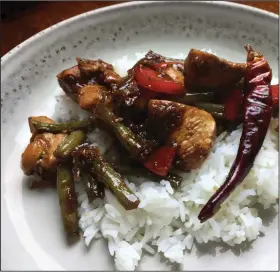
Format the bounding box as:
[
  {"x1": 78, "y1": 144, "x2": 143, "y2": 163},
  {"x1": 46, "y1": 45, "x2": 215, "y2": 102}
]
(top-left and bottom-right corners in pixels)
[
  {"x1": 1, "y1": 1, "x2": 279, "y2": 270},
  {"x1": 1, "y1": 1, "x2": 278, "y2": 66}
]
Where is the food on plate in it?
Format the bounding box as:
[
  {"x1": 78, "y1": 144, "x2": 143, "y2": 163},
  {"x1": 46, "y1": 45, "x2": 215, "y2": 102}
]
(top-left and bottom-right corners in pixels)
[
  {"x1": 147, "y1": 100, "x2": 216, "y2": 170},
  {"x1": 20, "y1": 45, "x2": 279, "y2": 270},
  {"x1": 198, "y1": 45, "x2": 274, "y2": 222},
  {"x1": 57, "y1": 165, "x2": 80, "y2": 242},
  {"x1": 73, "y1": 144, "x2": 140, "y2": 210},
  {"x1": 54, "y1": 130, "x2": 86, "y2": 159},
  {"x1": 21, "y1": 116, "x2": 66, "y2": 176},
  {"x1": 184, "y1": 49, "x2": 246, "y2": 92}
]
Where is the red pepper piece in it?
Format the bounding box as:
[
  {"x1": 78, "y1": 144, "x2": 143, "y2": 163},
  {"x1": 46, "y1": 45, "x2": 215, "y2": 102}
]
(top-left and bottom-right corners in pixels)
[
  {"x1": 144, "y1": 146, "x2": 176, "y2": 176},
  {"x1": 198, "y1": 45, "x2": 273, "y2": 223},
  {"x1": 271, "y1": 84, "x2": 279, "y2": 108},
  {"x1": 223, "y1": 89, "x2": 244, "y2": 121},
  {"x1": 134, "y1": 65, "x2": 184, "y2": 95}
]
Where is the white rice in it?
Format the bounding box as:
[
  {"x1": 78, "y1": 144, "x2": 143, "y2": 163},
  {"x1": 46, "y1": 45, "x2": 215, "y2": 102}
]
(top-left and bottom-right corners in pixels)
[{"x1": 53, "y1": 51, "x2": 279, "y2": 271}]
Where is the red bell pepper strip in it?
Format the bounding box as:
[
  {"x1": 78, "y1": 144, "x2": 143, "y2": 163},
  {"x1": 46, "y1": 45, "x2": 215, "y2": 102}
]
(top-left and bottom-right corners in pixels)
[
  {"x1": 134, "y1": 65, "x2": 184, "y2": 95},
  {"x1": 198, "y1": 45, "x2": 273, "y2": 223},
  {"x1": 144, "y1": 146, "x2": 176, "y2": 176}
]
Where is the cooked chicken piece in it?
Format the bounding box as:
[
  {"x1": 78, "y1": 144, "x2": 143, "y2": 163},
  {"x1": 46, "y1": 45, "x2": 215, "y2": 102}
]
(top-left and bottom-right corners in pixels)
[
  {"x1": 22, "y1": 117, "x2": 66, "y2": 176},
  {"x1": 76, "y1": 58, "x2": 121, "y2": 85},
  {"x1": 184, "y1": 49, "x2": 246, "y2": 92},
  {"x1": 78, "y1": 85, "x2": 111, "y2": 110},
  {"x1": 57, "y1": 65, "x2": 96, "y2": 101},
  {"x1": 148, "y1": 100, "x2": 216, "y2": 170},
  {"x1": 147, "y1": 100, "x2": 186, "y2": 142},
  {"x1": 57, "y1": 65, "x2": 112, "y2": 110},
  {"x1": 21, "y1": 132, "x2": 66, "y2": 176},
  {"x1": 77, "y1": 58, "x2": 114, "y2": 73}
]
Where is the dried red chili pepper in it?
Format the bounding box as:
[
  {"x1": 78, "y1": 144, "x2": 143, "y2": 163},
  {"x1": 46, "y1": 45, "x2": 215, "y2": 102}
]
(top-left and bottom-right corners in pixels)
[{"x1": 198, "y1": 45, "x2": 273, "y2": 223}]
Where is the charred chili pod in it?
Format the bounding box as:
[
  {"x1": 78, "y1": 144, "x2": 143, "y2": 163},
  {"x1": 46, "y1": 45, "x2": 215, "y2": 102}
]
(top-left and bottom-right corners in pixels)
[
  {"x1": 73, "y1": 145, "x2": 140, "y2": 210},
  {"x1": 54, "y1": 130, "x2": 86, "y2": 159},
  {"x1": 57, "y1": 165, "x2": 80, "y2": 243},
  {"x1": 198, "y1": 45, "x2": 273, "y2": 223},
  {"x1": 31, "y1": 119, "x2": 90, "y2": 133},
  {"x1": 96, "y1": 106, "x2": 155, "y2": 162}
]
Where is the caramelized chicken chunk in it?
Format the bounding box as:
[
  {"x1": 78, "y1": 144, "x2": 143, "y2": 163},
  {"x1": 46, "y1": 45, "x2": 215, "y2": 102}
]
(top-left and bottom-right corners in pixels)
[
  {"x1": 78, "y1": 85, "x2": 111, "y2": 110},
  {"x1": 57, "y1": 65, "x2": 96, "y2": 101},
  {"x1": 148, "y1": 100, "x2": 216, "y2": 170},
  {"x1": 76, "y1": 58, "x2": 122, "y2": 86},
  {"x1": 57, "y1": 65, "x2": 112, "y2": 110},
  {"x1": 21, "y1": 118, "x2": 66, "y2": 176},
  {"x1": 184, "y1": 49, "x2": 246, "y2": 92}
]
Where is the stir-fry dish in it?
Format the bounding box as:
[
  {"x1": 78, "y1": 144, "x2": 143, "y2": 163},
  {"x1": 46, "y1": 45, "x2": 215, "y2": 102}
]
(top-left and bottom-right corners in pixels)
[{"x1": 21, "y1": 45, "x2": 279, "y2": 252}]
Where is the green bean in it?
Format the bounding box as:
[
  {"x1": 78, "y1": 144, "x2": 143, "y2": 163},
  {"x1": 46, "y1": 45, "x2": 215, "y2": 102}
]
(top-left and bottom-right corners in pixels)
[
  {"x1": 96, "y1": 106, "x2": 154, "y2": 162},
  {"x1": 57, "y1": 165, "x2": 79, "y2": 243},
  {"x1": 174, "y1": 92, "x2": 216, "y2": 105},
  {"x1": 194, "y1": 102, "x2": 225, "y2": 114},
  {"x1": 73, "y1": 145, "x2": 140, "y2": 210},
  {"x1": 54, "y1": 130, "x2": 86, "y2": 159},
  {"x1": 31, "y1": 119, "x2": 90, "y2": 133},
  {"x1": 80, "y1": 171, "x2": 104, "y2": 203}
]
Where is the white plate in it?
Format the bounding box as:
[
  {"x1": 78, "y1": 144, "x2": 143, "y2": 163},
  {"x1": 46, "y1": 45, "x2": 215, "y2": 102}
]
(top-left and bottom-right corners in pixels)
[{"x1": 1, "y1": 1, "x2": 278, "y2": 270}]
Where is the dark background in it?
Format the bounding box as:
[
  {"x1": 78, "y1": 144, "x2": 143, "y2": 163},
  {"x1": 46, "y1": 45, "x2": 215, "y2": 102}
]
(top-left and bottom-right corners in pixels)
[{"x1": 0, "y1": 1, "x2": 279, "y2": 57}]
